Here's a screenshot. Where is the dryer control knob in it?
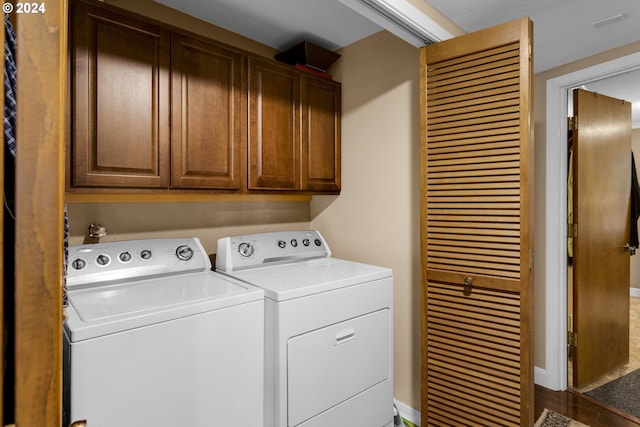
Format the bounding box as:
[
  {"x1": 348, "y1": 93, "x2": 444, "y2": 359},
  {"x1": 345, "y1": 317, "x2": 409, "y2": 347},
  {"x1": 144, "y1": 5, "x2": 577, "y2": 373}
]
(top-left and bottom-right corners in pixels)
[
  {"x1": 176, "y1": 245, "x2": 194, "y2": 261},
  {"x1": 238, "y1": 242, "x2": 254, "y2": 258},
  {"x1": 71, "y1": 258, "x2": 86, "y2": 270},
  {"x1": 96, "y1": 254, "x2": 111, "y2": 266},
  {"x1": 118, "y1": 251, "x2": 132, "y2": 263}
]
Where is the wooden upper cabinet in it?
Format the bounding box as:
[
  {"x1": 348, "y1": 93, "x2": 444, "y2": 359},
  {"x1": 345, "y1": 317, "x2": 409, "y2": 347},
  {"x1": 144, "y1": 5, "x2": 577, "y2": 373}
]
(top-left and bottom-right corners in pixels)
[
  {"x1": 70, "y1": 1, "x2": 171, "y2": 188},
  {"x1": 248, "y1": 58, "x2": 341, "y2": 192},
  {"x1": 248, "y1": 56, "x2": 301, "y2": 190},
  {"x1": 171, "y1": 33, "x2": 243, "y2": 189},
  {"x1": 301, "y1": 75, "x2": 341, "y2": 192},
  {"x1": 68, "y1": 0, "x2": 341, "y2": 195}
]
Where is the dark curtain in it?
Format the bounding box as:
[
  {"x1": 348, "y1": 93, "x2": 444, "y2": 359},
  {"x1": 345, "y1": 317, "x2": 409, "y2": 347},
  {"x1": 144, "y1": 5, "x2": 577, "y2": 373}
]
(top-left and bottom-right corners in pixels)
[
  {"x1": 3, "y1": 12, "x2": 16, "y2": 423},
  {"x1": 631, "y1": 152, "x2": 640, "y2": 250}
]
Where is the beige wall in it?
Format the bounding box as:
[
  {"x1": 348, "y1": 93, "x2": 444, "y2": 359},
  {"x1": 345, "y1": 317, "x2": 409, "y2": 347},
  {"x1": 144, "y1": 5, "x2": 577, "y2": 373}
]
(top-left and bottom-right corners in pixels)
[{"x1": 310, "y1": 30, "x2": 422, "y2": 408}]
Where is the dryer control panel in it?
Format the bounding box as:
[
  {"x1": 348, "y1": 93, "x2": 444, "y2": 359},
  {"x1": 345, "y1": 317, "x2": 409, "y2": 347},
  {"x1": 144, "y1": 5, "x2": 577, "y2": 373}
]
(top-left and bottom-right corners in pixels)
[{"x1": 216, "y1": 230, "x2": 331, "y2": 271}]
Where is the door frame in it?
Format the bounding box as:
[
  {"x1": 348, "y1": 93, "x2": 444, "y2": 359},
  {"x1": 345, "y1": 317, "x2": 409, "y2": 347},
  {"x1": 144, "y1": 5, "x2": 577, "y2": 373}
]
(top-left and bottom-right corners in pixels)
[
  {"x1": 12, "y1": 2, "x2": 68, "y2": 425},
  {"x1": 542, "y1": 50, "x2": 640, "y2": 391}
]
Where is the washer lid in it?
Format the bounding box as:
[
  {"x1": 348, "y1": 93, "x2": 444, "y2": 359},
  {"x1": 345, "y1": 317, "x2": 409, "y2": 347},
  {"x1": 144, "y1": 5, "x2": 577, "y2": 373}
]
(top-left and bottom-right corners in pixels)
[
  {"x1": 224, "y1": 258, "x2": 392, "y2": 301},
  {"x1": 64, "y1": 271, "x2": 264, "y2": 342}
]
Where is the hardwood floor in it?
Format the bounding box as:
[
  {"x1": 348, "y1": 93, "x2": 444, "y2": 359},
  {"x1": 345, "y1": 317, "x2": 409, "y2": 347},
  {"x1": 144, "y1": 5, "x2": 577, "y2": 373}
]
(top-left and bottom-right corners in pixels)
[{"x1": 535, "y1": 385, "x2": 640, "y2": 426}]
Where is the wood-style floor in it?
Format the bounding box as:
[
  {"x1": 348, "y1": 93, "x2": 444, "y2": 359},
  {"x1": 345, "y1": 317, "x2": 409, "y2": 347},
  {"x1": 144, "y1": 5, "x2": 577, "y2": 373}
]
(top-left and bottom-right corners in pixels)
[
  {"x1": 535, "y1": 385, "x2": 640, "y2": 426},
  {"x1": 574, "y1": 297, "x2": 640, "y2": 393},
  {"x1": 535, "y1": 297, "x2": 640, "y2": 426}
]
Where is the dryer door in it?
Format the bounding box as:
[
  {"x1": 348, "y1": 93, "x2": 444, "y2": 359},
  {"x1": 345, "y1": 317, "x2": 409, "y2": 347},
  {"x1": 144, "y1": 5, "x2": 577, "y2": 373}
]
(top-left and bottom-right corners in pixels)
[{"x1": 287, "y1": 308, "x2": 390, "y2": 426}]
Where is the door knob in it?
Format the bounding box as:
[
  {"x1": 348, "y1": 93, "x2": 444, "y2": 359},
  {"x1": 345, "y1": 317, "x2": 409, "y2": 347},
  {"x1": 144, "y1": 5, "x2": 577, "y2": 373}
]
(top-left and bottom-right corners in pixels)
[
  {"x1": 624, "y1": 243, "x2": 637, "y2": 255},
  {"x1": 69, "y1": 421, "x2": 87, "y2": 427}
]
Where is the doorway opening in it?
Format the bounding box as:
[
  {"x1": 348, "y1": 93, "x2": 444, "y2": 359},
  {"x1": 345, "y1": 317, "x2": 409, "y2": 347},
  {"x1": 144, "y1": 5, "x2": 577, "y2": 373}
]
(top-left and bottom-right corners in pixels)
[{"x1": 544, "y1": 50, "x2": 640, "y2": 417}]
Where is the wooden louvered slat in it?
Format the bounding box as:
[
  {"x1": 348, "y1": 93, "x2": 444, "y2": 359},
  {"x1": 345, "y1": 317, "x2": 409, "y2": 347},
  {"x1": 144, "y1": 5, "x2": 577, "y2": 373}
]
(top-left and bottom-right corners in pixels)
[
  {"x1": 429, "y1": 175, "x2": 519, "y2": 186},
  {"x1": 427, "y1": 80, "x2": 519, "y2": 108},
  {"x1": 424, "y1": 234, "x2": 520, "y2": 244},
  {"x1": 429, "y1": 213, "x2": 518, "y2": 221},
  {"x1": 429, "y1": 100, "x2": 519, "y2": 122},
  {"x1": 429, "y1": 139, "x2": 519, "y2": 156},
  {"x1": 420, "y1": 17, "x2": 534, "y2": 427},
  {"x1": 428, "y1": 153, "x2": 520, "y2": 167},
  {"x1": 428, "y1": 120, "x2": 521, "y2": 137},
  {"x1": 428, "y1": 164, "x2": 520, "y2": 175},
  {"x1": 429, "y1": 147, "x2": 520, "y2": 161},
  {"x1": 426, "y1": 44, "x2": 519, "y2": 76},
  {"x1": 428, "y1": 375, "x2": 520, "y2": 413},
  {"x1": 428, "y1": 382, "x2": 519, "y2": 420},
  {"x1": 428, "y1": 129, "x2": 521, "y2": 145},
  {"x1": 429, "y1": 244, "x2": 517, "y2": 257},
  {"x1": 426, "y1": 281, "x2": 522, "y2": 426},
  {"x1": 428, "y1": 66, "x2": 519, "y2": 95}
]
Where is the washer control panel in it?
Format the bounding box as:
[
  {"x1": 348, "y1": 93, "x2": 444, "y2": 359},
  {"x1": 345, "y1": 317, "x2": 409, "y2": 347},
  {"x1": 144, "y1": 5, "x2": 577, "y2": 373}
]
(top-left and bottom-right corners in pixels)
[
  {"x1": 216, "y1": 230, "x2": 331, "y2": 272},
  {"x1": 67, "y1": 237, "x2": 210, "y2": 288}
]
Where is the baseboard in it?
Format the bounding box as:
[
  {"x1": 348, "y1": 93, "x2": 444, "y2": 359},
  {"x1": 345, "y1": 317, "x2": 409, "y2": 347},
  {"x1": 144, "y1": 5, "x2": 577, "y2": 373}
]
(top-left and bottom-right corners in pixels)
[
  {"x1": 395, "y1": 399, "x2": 421, "y2": 426},
  {"x1": 631, "y1": 287, "x2": 640, "y2": 298},
  {"x1": 534, "y1": 365, "x2": 565, "y2": 390}
]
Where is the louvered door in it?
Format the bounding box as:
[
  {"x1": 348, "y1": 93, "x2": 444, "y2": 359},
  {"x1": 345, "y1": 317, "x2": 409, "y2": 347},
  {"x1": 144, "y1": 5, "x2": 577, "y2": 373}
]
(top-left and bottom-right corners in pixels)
[{"x1": 419, "y1": 18, "x2": 534, "y2": 426}]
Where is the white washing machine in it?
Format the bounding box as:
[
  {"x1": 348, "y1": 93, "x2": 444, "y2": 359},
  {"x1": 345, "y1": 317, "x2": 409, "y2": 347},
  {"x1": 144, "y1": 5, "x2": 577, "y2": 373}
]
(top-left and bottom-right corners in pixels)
[
  {"x1": 216, "y1": 230, "x2": 394, "y2": 427},
  {"x1": 63, "y1": 237, "x2": 265, "y2": 427}
]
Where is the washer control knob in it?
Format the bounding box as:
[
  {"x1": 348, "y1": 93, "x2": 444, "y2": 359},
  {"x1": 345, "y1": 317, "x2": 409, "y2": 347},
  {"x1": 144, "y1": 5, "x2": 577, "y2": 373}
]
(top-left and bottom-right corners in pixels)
[
  {"x1": 303, "y1": 239, "x2": 310, "y2": 246},
  {"x1": 71, "y1": 258, "x2": 86, "y2": 270},
  {"x1": 238, "y1": 242, "x2": 254, "y2": 258},
  {"x1": 96, "y1": 254, "x2": 110, "y2": 266},
  {"x1": 290, "y1": 239, "x2": 298, "y2": 247},
  {"x1": 118, "y1": 251, "x2": 132, "y2": 263},
  {"x1": 140, "y1": 249, "x2": 152, "y2": 260},
  {"x1": 278, "y1": 240, "x2": 286, "y2": 249},
  {"x1": 314, "y1": 239, "x2": 322, "y2": 247},
  {"x1": 176, "y1": 245, "x2": 194, "y2": 261}
]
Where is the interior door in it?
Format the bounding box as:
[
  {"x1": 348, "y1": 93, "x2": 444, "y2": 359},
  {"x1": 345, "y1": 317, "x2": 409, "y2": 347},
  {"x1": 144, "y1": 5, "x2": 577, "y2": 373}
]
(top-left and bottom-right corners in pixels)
[
  {"x1": 12, "y1": 3, "x2": 68, "y2": 427},
  {"x1": 571, "y1": 88, "x2": 631, "y2": 388},
  {"x1": 420, "y1": 17, "x2": 534, "y2": 426}
]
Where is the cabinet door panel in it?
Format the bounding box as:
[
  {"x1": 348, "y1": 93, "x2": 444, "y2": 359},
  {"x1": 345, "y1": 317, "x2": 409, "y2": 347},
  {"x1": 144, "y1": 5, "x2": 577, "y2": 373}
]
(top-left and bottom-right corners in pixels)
[
  {"x1": 171, "y1": 33, "x2": 243, "y2": 189},
  {"x1": 248, "y1": 57, "x2": 301, "y2": 190},
  {"x1": 302, "y1": 75, "x2": 341, "y2": 192},
  {"x1": 71, "y1": 3, "x2": 170, "y2": 188}
]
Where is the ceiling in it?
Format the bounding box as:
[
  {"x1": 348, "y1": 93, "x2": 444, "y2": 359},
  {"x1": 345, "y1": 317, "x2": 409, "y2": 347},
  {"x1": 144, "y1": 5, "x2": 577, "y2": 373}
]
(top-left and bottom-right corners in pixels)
[
  {"x1": 153, "y1": 0, "x2": 383, "y2": 52},
  {"x1": 153, "y1": 0, "x2": 640, "y2": 126},
  {"x1": 428, "y1": 0, "x2": 640, "y2": 73},
  {"x1": 427, "y1": 0, "x2": 640, "y2": 127}
]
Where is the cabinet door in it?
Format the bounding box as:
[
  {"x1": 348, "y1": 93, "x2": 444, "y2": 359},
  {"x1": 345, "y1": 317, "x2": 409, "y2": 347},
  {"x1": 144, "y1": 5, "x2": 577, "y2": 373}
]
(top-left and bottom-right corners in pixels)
[
  {"x1": 248, "y1": 57, "x2": 301, "y2": 190},
  {"x1": 171, "y1": 33, "x2": 243, "y2": 189},
  {"x1": 301, "y1": 75, "x2": 341, "y2": 192},
  {"x1": 70, "y1": 2, "x2": 170, "y2": 188}
]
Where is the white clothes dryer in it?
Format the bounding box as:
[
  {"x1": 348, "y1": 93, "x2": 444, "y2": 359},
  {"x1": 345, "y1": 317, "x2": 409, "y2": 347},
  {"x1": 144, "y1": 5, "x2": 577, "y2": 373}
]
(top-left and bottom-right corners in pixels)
[
  {"x1": 216, "y1": 230, "x2": 394, "y2": 427},
  {"x1": 63, "y1": 238, "x2": 264, "y2": 427}
]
